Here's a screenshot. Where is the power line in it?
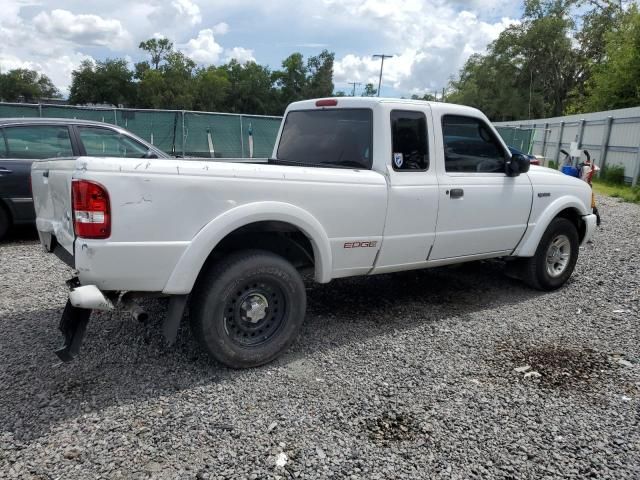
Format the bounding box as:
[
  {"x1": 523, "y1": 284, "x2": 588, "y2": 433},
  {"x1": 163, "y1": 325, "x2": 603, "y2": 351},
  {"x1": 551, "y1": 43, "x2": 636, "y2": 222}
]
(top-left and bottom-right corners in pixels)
[
  {"x1": 347, "y1": 81, "x2": 361, "y2": 96},
  {"x1": 372, "y1": 54, "x2": 393, "y2": 97}
]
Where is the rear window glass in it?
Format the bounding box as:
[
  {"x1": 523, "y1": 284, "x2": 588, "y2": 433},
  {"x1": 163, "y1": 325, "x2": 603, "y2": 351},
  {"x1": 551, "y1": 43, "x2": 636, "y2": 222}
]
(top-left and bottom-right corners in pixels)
[
  {"x1": 4, "y1": 125, "x2": 73, "y2": 159},
  {"x1": 276, "y1": 109, "x2": 373, "y2": 169}
]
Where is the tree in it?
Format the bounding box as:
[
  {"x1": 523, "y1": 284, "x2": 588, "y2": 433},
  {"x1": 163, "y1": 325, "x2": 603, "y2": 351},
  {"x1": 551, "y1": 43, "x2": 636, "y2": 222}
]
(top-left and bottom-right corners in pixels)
[
  {"x1": 138, "y1": 37, "x2": 174, "y2": 70},
  {"x1": 273, "y1": 53, "x2": 307, "y2": 110},
  {"x1": 447, "y1": 0, "x2": 579, "y2": 120},
  {"x1": 567, "y1": 0, "x2": 625, "y2": 111},
  {"x1": 194, "y1": 66, "x2": 230, "y2": 111},
  {"x1": 581, "y1": 5, "x2": 640, "y2": 111},
  {"x1": 304, "y1": 50, "x2": 335, "y2": 98},
  {"x1": 138, "y1": 51, "x2": 196, "y2": 109},
  {"x1": 68, "y1": 59, "x2": 135, "y2": 106},
  {"x1": 222, "y1": 60, "x2": 276, "y2": 115},
  {"x1": 0, "y1": 69, "x2": 60, "y2": 101},
  {"x1": 362, "y1": 83, "x2": 377, "y2": 97}
]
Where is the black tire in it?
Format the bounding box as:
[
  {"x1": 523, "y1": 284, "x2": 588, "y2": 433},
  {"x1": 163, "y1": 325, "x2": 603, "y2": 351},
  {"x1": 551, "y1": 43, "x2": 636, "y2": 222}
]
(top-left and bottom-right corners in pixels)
[
  {"x1": 0, "y1": 206, "x2": 10, "y2": 241},
  {"x1": 190, "y1": 249, "x2": 306, "y2": 368},
  {"x1": 522, "y1": 217, "x2": 579, "y2": 291}
]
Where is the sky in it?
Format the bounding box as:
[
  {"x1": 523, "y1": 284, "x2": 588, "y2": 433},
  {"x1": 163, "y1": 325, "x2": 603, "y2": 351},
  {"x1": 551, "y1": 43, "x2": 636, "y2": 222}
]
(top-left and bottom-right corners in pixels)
[{"x1": 0, "y1": 0, "x2": 523, "y2": 98}]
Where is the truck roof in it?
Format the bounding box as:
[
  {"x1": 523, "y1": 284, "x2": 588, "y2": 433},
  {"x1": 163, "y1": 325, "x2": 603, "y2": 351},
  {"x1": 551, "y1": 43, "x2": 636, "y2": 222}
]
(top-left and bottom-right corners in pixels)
[{"x1": 286, "y1": 97, "x2": 485, "y2": 118}]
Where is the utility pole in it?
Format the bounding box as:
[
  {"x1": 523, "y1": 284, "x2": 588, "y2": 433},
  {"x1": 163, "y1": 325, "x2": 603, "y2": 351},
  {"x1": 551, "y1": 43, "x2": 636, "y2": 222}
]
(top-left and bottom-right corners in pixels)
[
  {"x1": 373, "y1": 54, "x2": 393, "y2": 97},
  {"x1": 348, "y1": 82, "x2": 361, "y2": 96}
]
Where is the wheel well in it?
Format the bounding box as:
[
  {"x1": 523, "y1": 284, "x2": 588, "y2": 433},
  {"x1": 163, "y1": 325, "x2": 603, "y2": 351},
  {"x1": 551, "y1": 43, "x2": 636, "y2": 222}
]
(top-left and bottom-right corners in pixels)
[
  {"x1": 197, "y1": 221, "x2": 315, "y2": 283},
  {"x1": 556, "y1": 208, "x2": 586, "y2": 243}
]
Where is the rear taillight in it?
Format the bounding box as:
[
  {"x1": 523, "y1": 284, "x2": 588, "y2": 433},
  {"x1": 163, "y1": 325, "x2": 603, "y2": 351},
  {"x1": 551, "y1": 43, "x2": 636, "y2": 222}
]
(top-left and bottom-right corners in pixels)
[{"x1": 72, "y1": 179, "x2": 111, "y2": 239}]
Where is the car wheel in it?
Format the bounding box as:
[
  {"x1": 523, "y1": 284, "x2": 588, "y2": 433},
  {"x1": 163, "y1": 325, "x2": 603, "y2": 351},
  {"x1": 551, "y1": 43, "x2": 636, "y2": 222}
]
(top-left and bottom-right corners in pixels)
[
  {"x1": 522, "y1": 217, "x2": 579, "y2": 291},
  {"x1": 0, "y1": 206, "x2": 10, "y2": 241},
  {"x1": 190, "y1": 249, "x2": 306, "y2": 368}
]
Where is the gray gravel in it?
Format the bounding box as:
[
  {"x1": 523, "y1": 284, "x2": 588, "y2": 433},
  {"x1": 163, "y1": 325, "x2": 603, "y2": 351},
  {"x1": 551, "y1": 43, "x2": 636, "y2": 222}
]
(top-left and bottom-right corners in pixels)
[{"x1": 1, "y1": 194, "x2": 639, "y2": 480}]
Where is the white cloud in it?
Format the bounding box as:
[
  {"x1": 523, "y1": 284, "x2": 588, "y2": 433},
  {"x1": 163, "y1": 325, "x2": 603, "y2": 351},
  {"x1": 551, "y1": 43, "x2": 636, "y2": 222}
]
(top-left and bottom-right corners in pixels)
[
  {"x1": 212, "y1": 22, "x2": 229, "y2": 35},
  {"x1": 0, "y1": 51, "x2": 92, "y2": 96},
  {"x1": 329, "y1": 1, "x2": 518, "y2": 95},
  {"x1": 224, "y1": 47, "x2": 255, "y2": 64},
  {"x1": 172, "y1": 0, "x2": 202, "y2": 26},
  {"x1": 0, "y1": 0, "x2": 521, "y2": 98},
  {"x1": 182, "y1": 28, "x2": 224, "y2": 64},
  {"x1": 32, "y1": 9, "x2": 130, "y2": 48}
]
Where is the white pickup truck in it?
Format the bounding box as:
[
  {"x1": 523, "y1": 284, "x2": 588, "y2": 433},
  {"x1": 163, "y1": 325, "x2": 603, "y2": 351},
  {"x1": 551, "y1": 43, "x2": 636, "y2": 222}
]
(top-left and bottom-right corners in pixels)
[{"x1": 32, "y1": 98, "x2": 597, "y2": 368}]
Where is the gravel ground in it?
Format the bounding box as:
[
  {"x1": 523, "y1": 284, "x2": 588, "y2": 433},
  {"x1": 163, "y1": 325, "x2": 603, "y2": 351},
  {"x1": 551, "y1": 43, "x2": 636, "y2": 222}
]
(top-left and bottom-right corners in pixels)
[{"x1": 0, "y1": 195, "x2": 638, "y2": 480}]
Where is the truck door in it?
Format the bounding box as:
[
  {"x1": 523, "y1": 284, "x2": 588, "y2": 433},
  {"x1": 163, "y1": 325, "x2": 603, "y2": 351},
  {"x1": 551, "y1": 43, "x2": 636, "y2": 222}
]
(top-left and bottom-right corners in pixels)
[
  {"x1": 430, "y1": 114, "x2": 532, "y2": 260},
  {"x1": 373, "y1": 107, "x2": 439, "y2": 274}
]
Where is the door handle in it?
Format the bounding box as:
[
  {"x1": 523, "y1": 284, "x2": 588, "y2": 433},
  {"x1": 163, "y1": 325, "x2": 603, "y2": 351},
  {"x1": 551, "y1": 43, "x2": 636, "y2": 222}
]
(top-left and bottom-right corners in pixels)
[
  {"x1": 449, "y1": 188, "x2": 464, "y2": 199},
  {"x1": 0, "y1": 167, "x2": 13, "y2": 176}
]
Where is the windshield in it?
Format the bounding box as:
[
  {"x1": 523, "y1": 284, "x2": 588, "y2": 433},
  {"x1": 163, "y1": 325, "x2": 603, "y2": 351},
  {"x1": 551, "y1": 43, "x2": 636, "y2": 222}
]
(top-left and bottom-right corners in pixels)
[{"x1": 276, "y1": 109, "x2": 373, "y2": 169}]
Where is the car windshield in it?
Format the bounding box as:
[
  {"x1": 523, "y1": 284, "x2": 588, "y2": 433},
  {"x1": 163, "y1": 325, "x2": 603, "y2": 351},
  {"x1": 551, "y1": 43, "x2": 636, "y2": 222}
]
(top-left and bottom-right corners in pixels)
[{"x1": 276, "y1": 109, "x2": 373, "y2": 169}]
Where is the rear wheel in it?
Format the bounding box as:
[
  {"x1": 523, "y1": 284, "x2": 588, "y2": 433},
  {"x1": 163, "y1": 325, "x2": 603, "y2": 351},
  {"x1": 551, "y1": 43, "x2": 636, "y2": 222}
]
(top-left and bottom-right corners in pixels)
[
  {"x1": 0, "y1": 206, "x2": 10, "y2": 241},
  {"x1": 522, "y1": 217, "x2": 579, "y2": 291},
  {"x1": 190, "y1": 250, "x2": 306, "y2": 368}
]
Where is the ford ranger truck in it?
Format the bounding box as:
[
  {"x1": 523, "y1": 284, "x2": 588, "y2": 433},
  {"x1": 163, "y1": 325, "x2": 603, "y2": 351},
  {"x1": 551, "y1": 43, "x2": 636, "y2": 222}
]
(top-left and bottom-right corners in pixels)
[{"x1": 31, "y1": 98, "x2": 597, "y2": 368}]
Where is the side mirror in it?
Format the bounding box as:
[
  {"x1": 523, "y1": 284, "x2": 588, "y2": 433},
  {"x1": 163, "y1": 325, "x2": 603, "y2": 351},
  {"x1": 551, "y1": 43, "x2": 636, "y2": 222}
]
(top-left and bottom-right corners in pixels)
[
  {"x1": 143, "y1": 149, "x2": 158, "y2": 159},
  {"x1": 506, "y1": 153, "x2": 530, "y2": 177}
]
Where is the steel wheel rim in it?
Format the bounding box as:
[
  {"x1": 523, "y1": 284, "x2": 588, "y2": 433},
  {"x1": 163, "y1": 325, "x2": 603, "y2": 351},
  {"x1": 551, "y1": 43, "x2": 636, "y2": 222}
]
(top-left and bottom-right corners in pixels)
[
  {"x1": 545, "y1": 234, "x2": 571, "y2": 278},
  {"x1": 223, "y1": 279, "x2": 287, "y2": 347}
]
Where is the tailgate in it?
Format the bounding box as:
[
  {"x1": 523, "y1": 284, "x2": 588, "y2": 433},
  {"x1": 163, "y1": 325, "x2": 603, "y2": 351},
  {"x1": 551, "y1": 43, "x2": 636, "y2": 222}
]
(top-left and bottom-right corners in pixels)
[{"x1": 31, "y1": 158, "x2": 77, "y2": 256}]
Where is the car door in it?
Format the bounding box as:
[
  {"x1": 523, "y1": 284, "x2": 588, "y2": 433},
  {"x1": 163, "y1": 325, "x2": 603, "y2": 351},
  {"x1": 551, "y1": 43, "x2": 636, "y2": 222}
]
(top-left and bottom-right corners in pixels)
[
  {"x1": 373, "y1": 107, "x2": 440, "y2": 273},
  {"x1": 430, "y1": 114, "x2": 532, "y2": 261},
  {"x1": 0, "y1": 124, "x2": 74, "y2": 223}
]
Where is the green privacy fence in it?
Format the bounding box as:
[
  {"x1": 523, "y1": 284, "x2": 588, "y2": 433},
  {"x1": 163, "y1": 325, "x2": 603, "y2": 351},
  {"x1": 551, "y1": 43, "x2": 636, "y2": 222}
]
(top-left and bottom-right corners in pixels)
[
  {"x1": 0, "y1": 102, "x2": 283, "y2": 158},
  {"x1": 495, "y1": 126, "x2": 535, "y2": 153}
]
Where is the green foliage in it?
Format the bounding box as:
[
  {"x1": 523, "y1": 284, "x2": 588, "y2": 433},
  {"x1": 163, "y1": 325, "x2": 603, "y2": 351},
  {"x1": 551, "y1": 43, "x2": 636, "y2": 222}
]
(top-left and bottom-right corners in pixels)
[
  {"x1": 593, "y1": 180, "x2": 640, "y2": 204},
  {"x1": 599, "y1": 164, "x2": 626, "y2": 185},
  {"x1": 362, "y1": 83, "x2": 377, "y2": 97},
  {"x1": 0, "y1": 69, "x2": 60, "y2": 102},
  {"x1": 68, "y1": 59, "x2": 135, "y2": 106},
  {"x1": 580, "y1": 5, "x2": 640, "y2": 111},
  {"x1": 547, "y1": 160, "x2": 558, "y2": 170},
  {"x1": 448, "y1": 0, "x2": 637, "y2": 120},
  {"x1": 222, "y1": 60, "x2": 276, "y2": 115},
  {"x1": 62, "y1": 38, "x2": 337, "y2": 115},
  {"x1": 448, "y1": 6, "x2": 578, "y2": 120},
  {"x1": 138, "y1": 37, "x2": 174, "y2": 70}
]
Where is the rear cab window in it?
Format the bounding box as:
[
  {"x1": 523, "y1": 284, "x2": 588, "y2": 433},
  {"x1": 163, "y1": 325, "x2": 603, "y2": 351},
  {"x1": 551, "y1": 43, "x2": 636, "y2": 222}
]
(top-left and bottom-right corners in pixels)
[
  {"x1": 4, "y1": 125, "x2": 73, "y2": 159},
  {"x1": 391, "y1": 110, "x2": 429, "y2": 171},
  {"x1": 276, "y1": 109, "x2": 373, "y2": 169}
]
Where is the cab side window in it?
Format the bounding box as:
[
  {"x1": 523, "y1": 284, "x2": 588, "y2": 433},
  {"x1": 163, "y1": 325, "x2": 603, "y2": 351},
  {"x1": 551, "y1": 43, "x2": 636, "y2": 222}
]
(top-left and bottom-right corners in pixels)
[
  {"x1": 4, "y1": 125, "x2": 73, "y2": 159},
  {"x1": 442, "y1": 115, "x2": 505, "y2": 173},
  {"x1": 391, "y1": 110, "x2": 429, "y2": 171},
  {"x1": 78, "y1": 127, "x2": 149, "y2": 158}
]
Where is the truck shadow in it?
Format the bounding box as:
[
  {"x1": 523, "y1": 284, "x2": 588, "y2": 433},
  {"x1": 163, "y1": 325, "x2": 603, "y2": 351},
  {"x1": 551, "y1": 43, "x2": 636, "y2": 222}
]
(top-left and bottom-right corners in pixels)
[
  {"x1": 0, "y1": 260, "x2": 544, "y2": 441},
  {"x1": 0, "y1": 225, "x2": 39, "y2": 243}
]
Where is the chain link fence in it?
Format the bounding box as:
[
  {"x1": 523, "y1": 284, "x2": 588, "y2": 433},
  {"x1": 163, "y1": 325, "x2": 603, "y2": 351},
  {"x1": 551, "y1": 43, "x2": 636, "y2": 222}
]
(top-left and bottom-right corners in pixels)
[{"x1": 0, "y1": 102, "x2": 283, "y2": 159}]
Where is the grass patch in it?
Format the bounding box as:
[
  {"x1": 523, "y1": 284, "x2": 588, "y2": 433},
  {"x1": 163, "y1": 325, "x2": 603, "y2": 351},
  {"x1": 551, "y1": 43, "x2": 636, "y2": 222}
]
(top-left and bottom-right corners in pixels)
[{"x1": 593, "y1": 180, "x2": 640, "y2": 204}]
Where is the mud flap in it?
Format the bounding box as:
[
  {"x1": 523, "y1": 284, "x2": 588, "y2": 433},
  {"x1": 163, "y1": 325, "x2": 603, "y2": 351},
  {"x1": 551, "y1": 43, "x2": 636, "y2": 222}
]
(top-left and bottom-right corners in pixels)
[{"x1": 55, "y1": 300, "x2": 91, "y2": 362}]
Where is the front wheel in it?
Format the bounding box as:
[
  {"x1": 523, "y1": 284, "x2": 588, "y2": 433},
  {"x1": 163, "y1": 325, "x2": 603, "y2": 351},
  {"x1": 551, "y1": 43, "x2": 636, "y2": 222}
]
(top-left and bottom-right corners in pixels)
[
  {"x1": 190, "y1": 250, "x2": 306, "y2": 368},
  {"x1": 521, "y1": 217, "x2": 579, "y2": 291}
]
